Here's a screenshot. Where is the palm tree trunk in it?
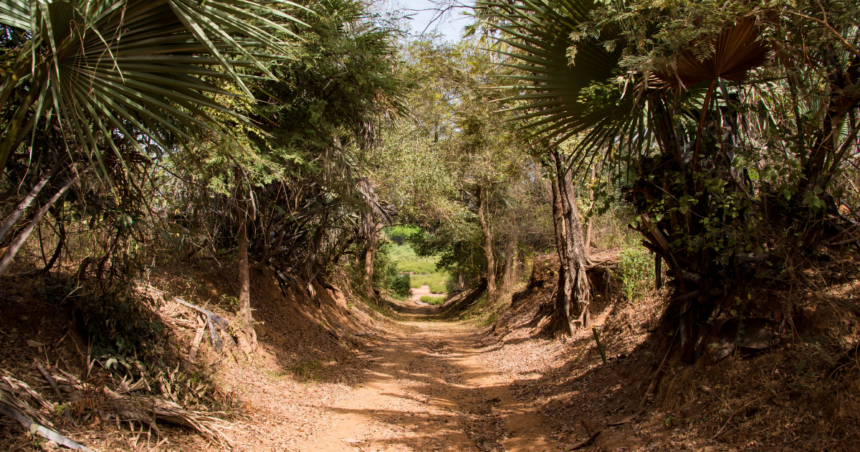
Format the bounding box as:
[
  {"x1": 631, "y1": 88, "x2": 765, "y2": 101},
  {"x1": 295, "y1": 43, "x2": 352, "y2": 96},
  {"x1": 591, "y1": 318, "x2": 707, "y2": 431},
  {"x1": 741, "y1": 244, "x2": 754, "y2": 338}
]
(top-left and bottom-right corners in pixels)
[{"x1": 550, "y1": 175, "x2": 574, "y2": 336}]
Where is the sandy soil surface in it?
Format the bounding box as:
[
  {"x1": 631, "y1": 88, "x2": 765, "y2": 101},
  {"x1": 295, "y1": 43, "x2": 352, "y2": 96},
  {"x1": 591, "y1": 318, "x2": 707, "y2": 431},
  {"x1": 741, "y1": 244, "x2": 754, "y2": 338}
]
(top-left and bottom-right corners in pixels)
[{"x1": 289, "y1": 313, "x2": 564, "y2": 452}]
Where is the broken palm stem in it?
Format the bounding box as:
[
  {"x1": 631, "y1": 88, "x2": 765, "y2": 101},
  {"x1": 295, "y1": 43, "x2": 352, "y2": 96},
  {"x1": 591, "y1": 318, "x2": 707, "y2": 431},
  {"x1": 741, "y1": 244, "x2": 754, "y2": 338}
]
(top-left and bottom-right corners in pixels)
[
  {"x1": 0, "y1": 404, "x2": 91, "y2": 451},
  {"x1": 592, "y1": 328, "x2": 607, "y2": 365},
  {"x1": 173, "y1": 297, "x2": 236, "y2": 350},
  {"x1": 1, "y1": 370, "x2": 90, "y2": 451}
]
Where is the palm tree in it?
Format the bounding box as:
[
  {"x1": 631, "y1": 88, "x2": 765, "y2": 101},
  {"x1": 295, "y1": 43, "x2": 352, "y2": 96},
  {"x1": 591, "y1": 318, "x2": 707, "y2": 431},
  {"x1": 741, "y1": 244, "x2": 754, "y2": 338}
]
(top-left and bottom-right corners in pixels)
[
  {"x1": 477, "y1": 0, "x2": 783, "y2": 350},
  {"x1": 0, "y1": 0, "x2": 307, "y2": 274},
  {"x1": 484, "y1": 0, "x2": 860, "y2": 360}
]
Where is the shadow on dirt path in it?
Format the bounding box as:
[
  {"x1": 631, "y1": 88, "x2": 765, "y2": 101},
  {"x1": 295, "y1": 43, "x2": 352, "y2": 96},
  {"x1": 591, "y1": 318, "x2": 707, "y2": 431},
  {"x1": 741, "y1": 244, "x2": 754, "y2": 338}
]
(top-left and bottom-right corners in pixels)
[{"x1": 290, "y1": 306, "x2": 565, "y2": 452}]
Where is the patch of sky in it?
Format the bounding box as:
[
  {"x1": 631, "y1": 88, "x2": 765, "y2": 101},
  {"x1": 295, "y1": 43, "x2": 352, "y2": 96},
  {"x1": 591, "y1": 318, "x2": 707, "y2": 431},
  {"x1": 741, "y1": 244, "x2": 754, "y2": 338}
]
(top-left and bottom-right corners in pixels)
[{"x1": 375, "y1": 0, "x2": 472, "y2": 42}]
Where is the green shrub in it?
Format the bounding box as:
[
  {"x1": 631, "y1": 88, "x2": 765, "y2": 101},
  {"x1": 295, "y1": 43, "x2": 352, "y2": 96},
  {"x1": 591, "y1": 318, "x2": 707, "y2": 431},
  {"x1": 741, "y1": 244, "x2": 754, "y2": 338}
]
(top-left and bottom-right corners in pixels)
[
  {"x1": 419, "y1": 295, "x2": 446, "y2": 305},
  {"x1": 385, "y1": 225, "x2": 419, "y2": 245},
  {"x1": 617, "y1": 247, "x2": 655, "y2": 303},
  {"x1": 389, "y1": 274, "x2": 411, "y2": 297}
]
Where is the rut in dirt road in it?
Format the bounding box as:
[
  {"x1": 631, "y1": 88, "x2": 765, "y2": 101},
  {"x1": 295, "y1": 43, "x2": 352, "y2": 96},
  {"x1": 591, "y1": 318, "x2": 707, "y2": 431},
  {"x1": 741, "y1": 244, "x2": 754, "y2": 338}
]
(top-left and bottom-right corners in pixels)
[{"x1": 291, "y1": 315, "x2": 563, "y2": 452}]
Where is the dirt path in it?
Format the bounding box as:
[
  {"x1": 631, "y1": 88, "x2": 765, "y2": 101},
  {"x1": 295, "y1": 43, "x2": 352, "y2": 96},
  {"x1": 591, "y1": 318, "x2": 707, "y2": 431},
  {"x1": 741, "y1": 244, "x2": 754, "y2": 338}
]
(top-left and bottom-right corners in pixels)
[
  {"x1": 291, "y1": 316, "x2": 564, "y2": 452},
  {"x1": 408, "y1": 284, "x2": 442, "y2": 303}
]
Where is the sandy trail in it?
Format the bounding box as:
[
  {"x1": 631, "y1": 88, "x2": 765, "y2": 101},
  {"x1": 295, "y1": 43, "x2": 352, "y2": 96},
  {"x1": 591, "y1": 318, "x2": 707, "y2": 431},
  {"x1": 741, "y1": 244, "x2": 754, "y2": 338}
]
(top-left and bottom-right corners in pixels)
[
  {"x1": 291, "y1": 312, "x2": 563, "y2": 452},
  {"x1": 408, "y1": 284, "x2": 440, "y2": 303}
]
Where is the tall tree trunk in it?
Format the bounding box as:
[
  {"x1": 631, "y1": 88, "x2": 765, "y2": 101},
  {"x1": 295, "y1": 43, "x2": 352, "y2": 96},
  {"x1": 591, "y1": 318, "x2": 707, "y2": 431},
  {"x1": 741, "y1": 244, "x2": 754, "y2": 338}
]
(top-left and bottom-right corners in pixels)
[
  {"x1": 550, "y1": 175, "x2": 575, "y2": 336},
  {"x1": 477, "y1": 185, "x2": 497, "y2": 303},
  {"x1": 364, "y1": 219, "x2": 381, "y2": 299},
  {"x1": 584, "y1": 164, "x2": 596, "y2": 258},
  {"x1": 235, "y1": 207, "x2": 257, "y2": 355},
  {"x1": 549, "y1": 152, "x2": 592, "y2": 336},
  {"x1": 502, "y1": 239, "x2": 517, "y2": 292},
  {"x1": 0, "y1": 172, "x2": 81, "y2": 276}
]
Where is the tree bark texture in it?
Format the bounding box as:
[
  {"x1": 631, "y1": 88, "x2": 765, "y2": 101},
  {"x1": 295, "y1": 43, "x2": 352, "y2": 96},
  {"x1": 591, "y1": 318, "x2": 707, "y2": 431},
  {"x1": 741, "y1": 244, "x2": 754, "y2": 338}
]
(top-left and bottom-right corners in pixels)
[
  {"x1": 549, "y1": 152, "x2": 592, "y2": 336},
  {"x1": 235, "y1": 207, "x2": 257, "y2": 355},
  {"x1": 477, "y1": 186, "x2": 497, "y2": 303},
  {"x1": 364, "y1": 218, "x2": 382, "y2": 299},
  {"x1": 502, "y1": 239, "x2": 518, "y2": 292}
]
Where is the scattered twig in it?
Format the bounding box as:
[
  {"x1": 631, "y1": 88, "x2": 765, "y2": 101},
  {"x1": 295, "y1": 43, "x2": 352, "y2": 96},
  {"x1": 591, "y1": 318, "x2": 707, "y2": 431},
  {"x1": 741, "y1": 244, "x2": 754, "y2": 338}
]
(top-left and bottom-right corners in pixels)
[
  {"x1": 148, "y1": 437, "x2": 169, "y2": 452},
  {"x1": 711, "y1": 393, "x2": 778, "y2": 440},
  {"x1": 189, "y1": 315, "x2": 206, "y2": 362},
  {"x1": 566, "y1": 430, "x2": 601, "y2": 450},
  {"x1": 35, "y1": 361, "x2": 64, "y2": 402}
]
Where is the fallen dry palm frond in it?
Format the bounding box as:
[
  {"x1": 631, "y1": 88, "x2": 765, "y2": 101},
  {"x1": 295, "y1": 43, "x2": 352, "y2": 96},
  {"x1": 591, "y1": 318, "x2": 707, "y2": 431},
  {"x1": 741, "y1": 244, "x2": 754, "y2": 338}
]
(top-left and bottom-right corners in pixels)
[
  {"x1": 2, "y1": 361, "x2": 233, "y2": 449},
  {"x1": 0, "y1": 370, "x2": 91, "y2": 451},
  {"x1": 138, "y1": 283, "x2": 238, "y2": 352},
  {"x1": 57, "y1": 357, "x2": 233, "y2": 446},
  {"x1": 97, "y1": 372, "x2": 233, "y2": 446},
  {"x1": 97, "y1": 386, "x2": 233, "y2": 446}
]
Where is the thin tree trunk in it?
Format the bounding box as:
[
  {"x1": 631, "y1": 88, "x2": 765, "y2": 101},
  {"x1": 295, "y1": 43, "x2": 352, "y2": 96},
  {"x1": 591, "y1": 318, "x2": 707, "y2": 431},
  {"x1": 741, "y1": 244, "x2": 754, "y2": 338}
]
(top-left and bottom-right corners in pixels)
[
  {"x1": 364, "y1": 220, "x2": 381, "y2": 299},
  {"x1": 0, "y1": 158, "x2": 66, "y2": 245},
  {"x1": 235, "y1": 207, "x2": 257, "y2": 355},
  {"x1": 584, "y1": 164, "x2": 596, "y2": 258},
  {"x1": 477, "y1": 186, "x2": 497, "y2": 303},
  {"x1": 42, "y1": 214, "x2": 65, "y2": 275},
  {"x1": 0, "y1": 174, "x2": 79, "y2": 276},
  {"x1": 502, "y1": 239, "x2": 517, "y2": 292}
]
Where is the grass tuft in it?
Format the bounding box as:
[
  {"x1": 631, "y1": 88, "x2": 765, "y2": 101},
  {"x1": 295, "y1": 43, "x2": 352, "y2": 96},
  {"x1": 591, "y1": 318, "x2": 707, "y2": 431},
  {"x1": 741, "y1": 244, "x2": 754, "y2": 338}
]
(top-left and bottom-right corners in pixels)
[{"x1": 419, "y1": 295, "x2": 446, "y2": 305}]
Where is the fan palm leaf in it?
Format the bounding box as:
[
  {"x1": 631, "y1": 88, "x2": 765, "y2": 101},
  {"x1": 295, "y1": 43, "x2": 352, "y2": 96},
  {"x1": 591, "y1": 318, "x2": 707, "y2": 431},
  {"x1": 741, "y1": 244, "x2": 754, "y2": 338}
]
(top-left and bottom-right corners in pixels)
[
  {"x1": 655, "y1": 16, "x2": 769, "y2": 88},
  {"x1": 0, "y1": 0, "x2": 308, "y2": 175},
  {"x1": 478, "y1": 0, "x2": 641, "y2": 172}
]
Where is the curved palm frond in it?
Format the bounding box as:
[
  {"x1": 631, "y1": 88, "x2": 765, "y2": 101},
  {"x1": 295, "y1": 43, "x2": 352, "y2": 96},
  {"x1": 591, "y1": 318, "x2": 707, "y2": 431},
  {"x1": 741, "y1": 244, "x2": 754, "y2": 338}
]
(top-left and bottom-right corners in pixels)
[
  {"x1": 655, "y1": 16, "x2": 769, "y2": 88},
  {"x1": 0, "y1": 0, "x2": 308, "y2": 175},
  {"x1": 478, "y1": 0, "x2": 643, "y2": 171}
]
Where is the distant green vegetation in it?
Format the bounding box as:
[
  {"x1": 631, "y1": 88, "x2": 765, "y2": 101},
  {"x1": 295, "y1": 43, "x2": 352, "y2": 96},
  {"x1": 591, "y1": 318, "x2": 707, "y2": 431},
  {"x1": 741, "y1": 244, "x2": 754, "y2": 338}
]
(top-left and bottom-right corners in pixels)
[
  {"x1": 384, "y1": 240, "x2": 448, "y2": 295},
  {"x1": 385, "y1": 225, "x2": 420, "y2": 246},
  {"x1": 419, "y1": 295, "x2": 446, "y2": 305},
  {"x1": 387, "y1": 243, "x2": 438, "y2": 273},
  {"x1": 410, "y1": 274, "x2": 447, "y2": 293}
]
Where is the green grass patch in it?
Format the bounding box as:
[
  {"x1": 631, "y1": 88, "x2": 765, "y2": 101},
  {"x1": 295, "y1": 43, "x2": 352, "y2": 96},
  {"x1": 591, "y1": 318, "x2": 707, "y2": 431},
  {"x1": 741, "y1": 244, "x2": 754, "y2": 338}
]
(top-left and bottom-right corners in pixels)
[
  {"x1": 388, "y1": 244, "x2": 438, "y2": 273},
  {"x1": 388, "y1": 243, "x2": 448, "y2": 294},
  {"x1": 419, "y1": 295, "x2": 446, "y2": 305},
  {"x1": 409, "y1": 274, "x2": 448, "y2": 293},
  {"x1": 618, "y1": 246, "x2": 655, "y2": 304},
  {"x1": 483, "y1": 312, "x2": 499, "y2": 326},
  {"x1": 291, "y1": 358, "x2": 324, "y2": 382}
]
